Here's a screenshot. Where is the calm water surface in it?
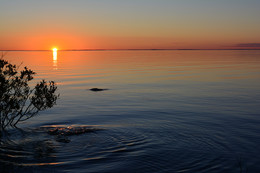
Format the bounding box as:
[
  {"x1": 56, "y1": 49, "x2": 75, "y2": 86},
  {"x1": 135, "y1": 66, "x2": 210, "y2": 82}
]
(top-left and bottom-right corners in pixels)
[{"x1": 1, "y1": 50, "x2": 260, "y2": 173}]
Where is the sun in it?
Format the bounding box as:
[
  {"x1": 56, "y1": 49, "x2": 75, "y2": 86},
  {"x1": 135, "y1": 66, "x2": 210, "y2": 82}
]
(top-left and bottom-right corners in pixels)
[{"x1": 53, "y1": 48, "x2": 58, "y2": 51}]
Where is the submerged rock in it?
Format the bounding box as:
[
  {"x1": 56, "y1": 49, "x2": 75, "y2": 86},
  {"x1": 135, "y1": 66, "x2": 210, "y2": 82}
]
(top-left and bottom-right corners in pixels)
[
  {"x1": 36, "y1": 125, "x2": 103, "y2": 143},
  {"x1": 89, "y1": 88, "x2": 108, "y2": 92},
  {"x1": 40, "y1": 125, "x2": 103, "y2": 136}
]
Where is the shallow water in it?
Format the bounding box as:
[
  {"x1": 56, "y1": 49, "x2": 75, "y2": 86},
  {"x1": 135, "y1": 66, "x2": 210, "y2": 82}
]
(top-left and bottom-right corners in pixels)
[{"x1": 1, "y1": 50, "x2": 260, "y2": 172}]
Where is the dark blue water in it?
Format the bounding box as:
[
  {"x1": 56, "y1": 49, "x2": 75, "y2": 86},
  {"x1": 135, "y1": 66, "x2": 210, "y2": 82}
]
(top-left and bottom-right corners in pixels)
[{"x1": 1, "y1": 50, "x2": 260, "y2": 172}]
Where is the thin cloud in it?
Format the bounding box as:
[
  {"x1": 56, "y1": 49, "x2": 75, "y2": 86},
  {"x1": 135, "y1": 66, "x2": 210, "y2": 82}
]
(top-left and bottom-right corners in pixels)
[{"x1": 235, "y1": 43, "x2": 260, "y2": 47}]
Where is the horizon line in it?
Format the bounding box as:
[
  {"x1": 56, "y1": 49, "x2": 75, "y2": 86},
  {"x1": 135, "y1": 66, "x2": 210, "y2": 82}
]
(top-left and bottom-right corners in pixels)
[{"x1": 1, "y1": 48, "x2": 260, "y2": 52}]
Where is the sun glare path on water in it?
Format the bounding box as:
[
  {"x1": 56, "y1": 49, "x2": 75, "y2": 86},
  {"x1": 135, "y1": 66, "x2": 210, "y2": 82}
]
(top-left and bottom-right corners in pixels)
[
  {"x1": 53, "y1": 48, "x2": 58, "y2": 60},
  {"x1": 52, "y1": 48, "x2": 58, "y2": 69}
]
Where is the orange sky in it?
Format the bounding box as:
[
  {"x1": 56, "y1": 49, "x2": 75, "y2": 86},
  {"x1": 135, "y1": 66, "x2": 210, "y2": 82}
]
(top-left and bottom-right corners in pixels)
[{"x1": 1, "y1": 1, "x2": 260, "y2": 50}]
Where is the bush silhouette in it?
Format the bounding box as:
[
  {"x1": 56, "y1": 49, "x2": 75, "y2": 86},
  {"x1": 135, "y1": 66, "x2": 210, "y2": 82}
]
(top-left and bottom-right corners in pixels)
[{"x1": 0, "y1": 57, "x2": 59, "y2": 131}]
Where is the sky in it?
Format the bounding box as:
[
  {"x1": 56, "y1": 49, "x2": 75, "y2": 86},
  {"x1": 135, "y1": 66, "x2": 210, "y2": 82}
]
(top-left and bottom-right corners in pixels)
[{"x1": 1, "y1": 0, "x2": 260, "y2": 50}]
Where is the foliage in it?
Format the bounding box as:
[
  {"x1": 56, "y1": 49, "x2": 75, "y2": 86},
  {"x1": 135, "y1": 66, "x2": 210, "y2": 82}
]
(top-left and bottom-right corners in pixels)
[{"x1": 0, "y1": 57, "x2": 59, "y2": 131}]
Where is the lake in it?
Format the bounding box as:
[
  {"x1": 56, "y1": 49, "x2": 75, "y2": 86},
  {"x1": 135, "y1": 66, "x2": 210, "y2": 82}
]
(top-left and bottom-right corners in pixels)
[{"x1": 1, "y1": 50, "x2": 260, "y2": 173}]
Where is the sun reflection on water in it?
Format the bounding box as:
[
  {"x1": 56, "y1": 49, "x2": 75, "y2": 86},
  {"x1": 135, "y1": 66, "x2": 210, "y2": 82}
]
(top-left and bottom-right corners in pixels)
[{"x1": 52, "y1": 48, "x2": 58, "y2": 70}]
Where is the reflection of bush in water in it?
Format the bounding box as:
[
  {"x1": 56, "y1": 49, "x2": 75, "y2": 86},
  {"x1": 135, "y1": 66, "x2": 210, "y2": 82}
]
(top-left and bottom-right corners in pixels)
[
  {"x1": 0, "y1": 129, "x2": 59, "y2": 171},
  {"x1": 0, "y1": 57, "x2": 59, "y2": 131},
  {"x1": 0, "y1": 125, "x2": 102, "y2": 170}
]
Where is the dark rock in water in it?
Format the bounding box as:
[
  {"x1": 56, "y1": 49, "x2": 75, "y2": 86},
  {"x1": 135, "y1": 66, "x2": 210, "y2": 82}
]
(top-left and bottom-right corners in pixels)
[{"x1": 90, "y1": 88, "x2": 108, "y2": 92}]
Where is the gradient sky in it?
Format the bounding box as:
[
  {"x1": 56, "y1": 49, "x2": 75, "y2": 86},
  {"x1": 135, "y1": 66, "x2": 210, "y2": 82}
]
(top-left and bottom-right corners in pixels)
[{"x1": 1, "y1": 0, "x2": 260, "y2": 50}]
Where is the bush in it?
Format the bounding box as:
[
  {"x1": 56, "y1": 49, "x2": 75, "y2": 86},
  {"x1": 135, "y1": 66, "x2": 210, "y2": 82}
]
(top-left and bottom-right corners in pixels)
[{"x1": 0, "y1": 57, "x2": 59, "y2": 131}]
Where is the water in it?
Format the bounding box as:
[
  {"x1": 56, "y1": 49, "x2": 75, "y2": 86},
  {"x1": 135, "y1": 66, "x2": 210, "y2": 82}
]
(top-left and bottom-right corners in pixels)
[{"x1": 1, "y1": 50, "x2": 260, "y2": 172}]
